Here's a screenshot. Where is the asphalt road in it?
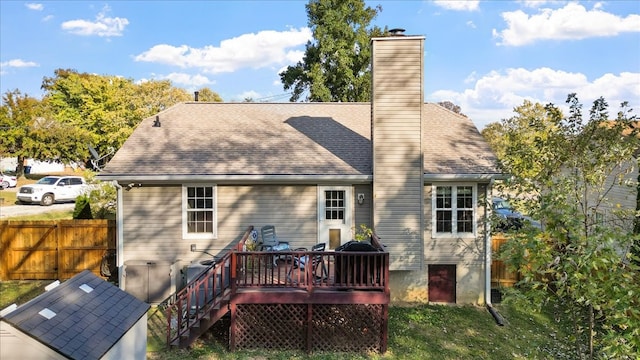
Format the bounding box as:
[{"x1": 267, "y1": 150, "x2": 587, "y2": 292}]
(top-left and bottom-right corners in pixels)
[{"x1": 0, "y1": 187, "x2": 76, "y2": 218}]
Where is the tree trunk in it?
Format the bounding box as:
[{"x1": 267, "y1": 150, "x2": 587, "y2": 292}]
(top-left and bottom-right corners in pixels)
[{"x1": 15, "y1": 155, "x2": 25, "y2": 178}]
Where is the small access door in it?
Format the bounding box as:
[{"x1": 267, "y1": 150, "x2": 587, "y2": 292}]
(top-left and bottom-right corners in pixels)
[
  {"x1": 318, "y1": 186, "x2": 352, "y2": 250},
  {"x1": 428, "y1": 264, "x2": 456, "y2": 303}
]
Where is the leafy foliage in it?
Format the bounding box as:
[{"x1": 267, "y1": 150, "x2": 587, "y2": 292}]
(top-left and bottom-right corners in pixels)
[
  {"x1": 489, "y1": 94, "x2": 640, "y2": 359},
  {"x1": 194, "y1": 87, "x2": 223, "y2": 102},
  {"x1": 1, "y1": 69, "x2": 197, "y2": 173},
  {"x1": 83, "y1": 171, "x2": 117, "y2": 219},
  {"x1": 73, "y1": 194, "x2": 93, "y2": 219},
  {"x1": 279, "y1": 0, "x2": 385, "y2": 102},
  {"x1": 41, "y1": 69, "x2": 194, "y2": 167},
  {"x1": 437, "y1": 101, "x2": 466, "y2": 117},
  {"x1": 353, "y1": 223, "x2": 373, "y2": 241},
  {"x1": 0, "y1": 90, "x2": 54, "y2": 176}
]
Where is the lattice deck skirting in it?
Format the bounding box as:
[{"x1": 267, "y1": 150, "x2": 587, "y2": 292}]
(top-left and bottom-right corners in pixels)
[{"x1": 233, "y1": 303, "x2": 386, "y2": 353}]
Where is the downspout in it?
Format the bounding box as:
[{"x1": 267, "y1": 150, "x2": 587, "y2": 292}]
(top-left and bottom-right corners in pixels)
[
  {"x1": 113, "y1": 181, "x2": 125, "y2": 289},
  {"x1": 485, "y1": 178, "x2": 504, "y2": 326}
]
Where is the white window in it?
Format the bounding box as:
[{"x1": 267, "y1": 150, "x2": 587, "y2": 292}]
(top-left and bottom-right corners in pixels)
[
  {"x1": 324, "y1": 190, "x2": 346, "y2": 222},
  {"x1": 182, "y1": 185, "x2": 217, "y2": 239},
  {"x1": 432, "y1": 184, "x2": 476, "y2": 237}
]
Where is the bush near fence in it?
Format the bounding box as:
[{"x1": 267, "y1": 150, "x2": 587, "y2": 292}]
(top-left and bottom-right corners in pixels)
[{"x1": 0, "y1": 220, "x2": 116, "y2": 281}]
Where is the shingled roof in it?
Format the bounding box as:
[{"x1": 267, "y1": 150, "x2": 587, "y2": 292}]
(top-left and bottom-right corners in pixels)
[
  {"x1": 1, "y1": 270, "x2": 149, "y2": 360},
  {"x1": 100, "y1": 101, "x2": 500, "y2": 180}
]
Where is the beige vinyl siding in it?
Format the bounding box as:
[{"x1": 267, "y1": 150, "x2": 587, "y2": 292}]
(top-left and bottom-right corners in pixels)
[
  {"x1": 121, "y1": 185, "x2": 318, "y2": 264},
  {"x1": 353, "y1": 184, "x2": 373, "y2": 230},
  {"x1": 371, "y1": 36, "x2": 424, "y2": 270},
  {"x1": 217, "y1": 185, "x2": 318, "y2": 250},
  {"x1": 122, "y1": 186, "x2": 182, "y2": 263}
]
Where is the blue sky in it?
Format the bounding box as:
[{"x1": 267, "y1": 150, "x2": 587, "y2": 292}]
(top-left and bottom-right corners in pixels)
[{"x1": 1, "y1": 1, "x2": 639, "y2": 129}]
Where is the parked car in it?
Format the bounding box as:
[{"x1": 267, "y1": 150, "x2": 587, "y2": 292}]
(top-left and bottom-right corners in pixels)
[
  {"x1": 0, "y1": 171, "x2": 18, "y2": 189},
  {"x1": 17, "y1": 176, "x2": 88, "y2": 206},
  {"x1": 492, "y1": 197, "x2": 541, "y2": 231}
]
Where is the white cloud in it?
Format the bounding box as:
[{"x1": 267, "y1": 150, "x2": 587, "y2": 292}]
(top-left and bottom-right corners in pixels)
[
  {"x1": 494, "y1": 2, "x2": 640, "y2": 46},
  {"x1": 134, "y1": 27, "x2": 313, "y2": 73},
  {"x1": 0, "y1": 59, "x2": 39, "y2": 68},
  {"x1": 518, "y1": 0, "x2": 559, "y2": 9},
  {"x1": 433, "y1": 0, "x2": 479, "y2": 11},
  {"x1": 236, "y1": 90, "x2": 262, "y2": 101},
  {"x1": 162, "y1": 72, "x2": 214, "y2": 87},
  {"x1": 61, "y1": 5, "x2": 128, "y2": 37},
  {"x1": 0, "y1": 59, "x2": 39, "y2": 76},
  {"x1": 429, "y1": 67, "x2": 640, "y2": 129},
  {"x1": 25, "y1": 3, "x2": 43, "y2": 11}
]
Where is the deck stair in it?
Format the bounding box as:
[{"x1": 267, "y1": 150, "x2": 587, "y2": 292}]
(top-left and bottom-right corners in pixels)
[{"x1": 163, "y1": 253, "x2": 234, "y2": 348}]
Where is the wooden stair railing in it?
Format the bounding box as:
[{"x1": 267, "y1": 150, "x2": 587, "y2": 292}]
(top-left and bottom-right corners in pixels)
[{"x1": 163, "y1": 226, "x2": 253, "y2": 348}]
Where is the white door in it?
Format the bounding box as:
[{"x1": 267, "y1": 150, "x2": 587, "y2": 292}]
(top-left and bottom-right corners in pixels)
[{"x1": 318, "y1": 186, "x2": 352, "y2": 250}]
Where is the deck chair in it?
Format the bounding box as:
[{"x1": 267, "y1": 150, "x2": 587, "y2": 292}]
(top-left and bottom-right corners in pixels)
[
  {"x1": 293, "y1": 243, "x2": 328, "y2": 282},
  {"x1": 260, "y1": 225, "x2": 290, "y2": 265}
]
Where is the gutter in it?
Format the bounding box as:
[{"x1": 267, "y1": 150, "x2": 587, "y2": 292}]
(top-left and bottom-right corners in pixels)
[
  {"x1": 424, "y1": 173, "x2": 508, "y2": 182},
  {"x1": 485, "y1": 177, "x2": 504, "y2": 326},
  {"x1": 97, "y1": 173, "x2": 508, "y2": 184},
  {"x1": 113, "y1": 181, "x2": 125, "y2": 289},
  {"x1": 96, "y1": 174, "x2": 372, "y2": 185}
]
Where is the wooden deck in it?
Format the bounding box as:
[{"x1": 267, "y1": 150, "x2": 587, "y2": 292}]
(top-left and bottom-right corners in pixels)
[{"x1": 164, "y1": 227, "x2": 390, "y2": 353}]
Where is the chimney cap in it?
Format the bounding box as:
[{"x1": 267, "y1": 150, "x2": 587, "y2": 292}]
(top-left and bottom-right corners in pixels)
[{"x1": 389, "y1": 28, "x2": 406, "y2": 36}]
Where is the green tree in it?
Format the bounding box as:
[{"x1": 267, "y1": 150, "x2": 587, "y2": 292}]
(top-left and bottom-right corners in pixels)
[
  {"x1": 0, "y1": 90, "x2": 61, "y2": 176},
  {"x1": 41, "y1": 70, "x2": 192, "y2": 168},
  {"x1": 280, "y1": 0, "x2": 385, "y2": 102},
  {"x1": 41, "y1": 69, "x2": 133, "y2": 165},
  {"x1": 482, "y1": 100, "x2": 558, "y2": 197},
  {"x1": 4, "y1": 69, "x2": 198, "y2": 172},
  {"x1": 133, "y1": 79, "x2": 191, "y2": 117},
  {"x1": 437, "y1": 101, "x2": 466, "y2": 117},
  {"x1": 496, "y1": 95, "x2": 640, "y2": 359}
]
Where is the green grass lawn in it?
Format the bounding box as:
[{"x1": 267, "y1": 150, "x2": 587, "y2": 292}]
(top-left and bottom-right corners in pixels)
[
  {"x1": 1, "y1": 210, "x2": 74, "y2": 220},
  {"x1": 2, "y1": 280, "x2": 575, "y2": 360},
  {"x1": 0, "y1": 280, "x2": 49, "y2": 309},
  {"x1": 0, "y1": 190, "x2": 17, "y2": 206},
  {"x1": 146, "y1": 303, "x2": 574, "y2": 360}
]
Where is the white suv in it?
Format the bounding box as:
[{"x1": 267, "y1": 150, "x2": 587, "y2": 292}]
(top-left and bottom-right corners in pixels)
[{"x1": 17, "y1": 176, "x2": 88, "y2": 206}]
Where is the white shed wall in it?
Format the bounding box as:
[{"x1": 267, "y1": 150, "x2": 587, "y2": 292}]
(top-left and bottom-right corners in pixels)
[
  {"x1": 0, "y1": 321, "x2": 67, "y2": 360},
  {"x1": 102, "y1": 314, "x2": 148, "y2": 360}
]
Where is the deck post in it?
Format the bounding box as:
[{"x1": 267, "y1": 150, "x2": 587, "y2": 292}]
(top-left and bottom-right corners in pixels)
[{"x1": 306, "y1": 303, "x2": 313, "y2": 353}]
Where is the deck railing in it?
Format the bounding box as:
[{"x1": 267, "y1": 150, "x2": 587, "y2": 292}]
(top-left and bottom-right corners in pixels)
[
  {"x1": 164, "y1": 227, "x2": 250, "y2": 347},
  {"x1": 233, "y1": 244, "x2": 388, "y2": 292},
  {"x1": 165, "y1": 228, "x2": 389, "y2": 349}
]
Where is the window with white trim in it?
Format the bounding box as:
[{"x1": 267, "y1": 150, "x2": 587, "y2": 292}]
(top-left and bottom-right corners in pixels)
[
  {"x1": 182, "y1": 185, "x2": 217, "y2": 239},
  {"x1": 324, "y1": 190, "x2": 345, "y2": 222},
  {"x1": 432, "y1": 185, "x2": 475, "y2": 237}
]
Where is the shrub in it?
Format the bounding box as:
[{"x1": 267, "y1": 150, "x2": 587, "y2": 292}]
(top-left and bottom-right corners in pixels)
[{"x1": 73, "y1": 194, "x2": 93, "y2": 219}]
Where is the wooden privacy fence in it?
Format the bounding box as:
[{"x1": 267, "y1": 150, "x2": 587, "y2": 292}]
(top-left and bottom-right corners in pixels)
[
  {"x1": 491, "y1": 234, "x2": 520, "y2": 288},
  {"x1": 0, "y1": 220, "x2": 116, "y2": 280}
]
